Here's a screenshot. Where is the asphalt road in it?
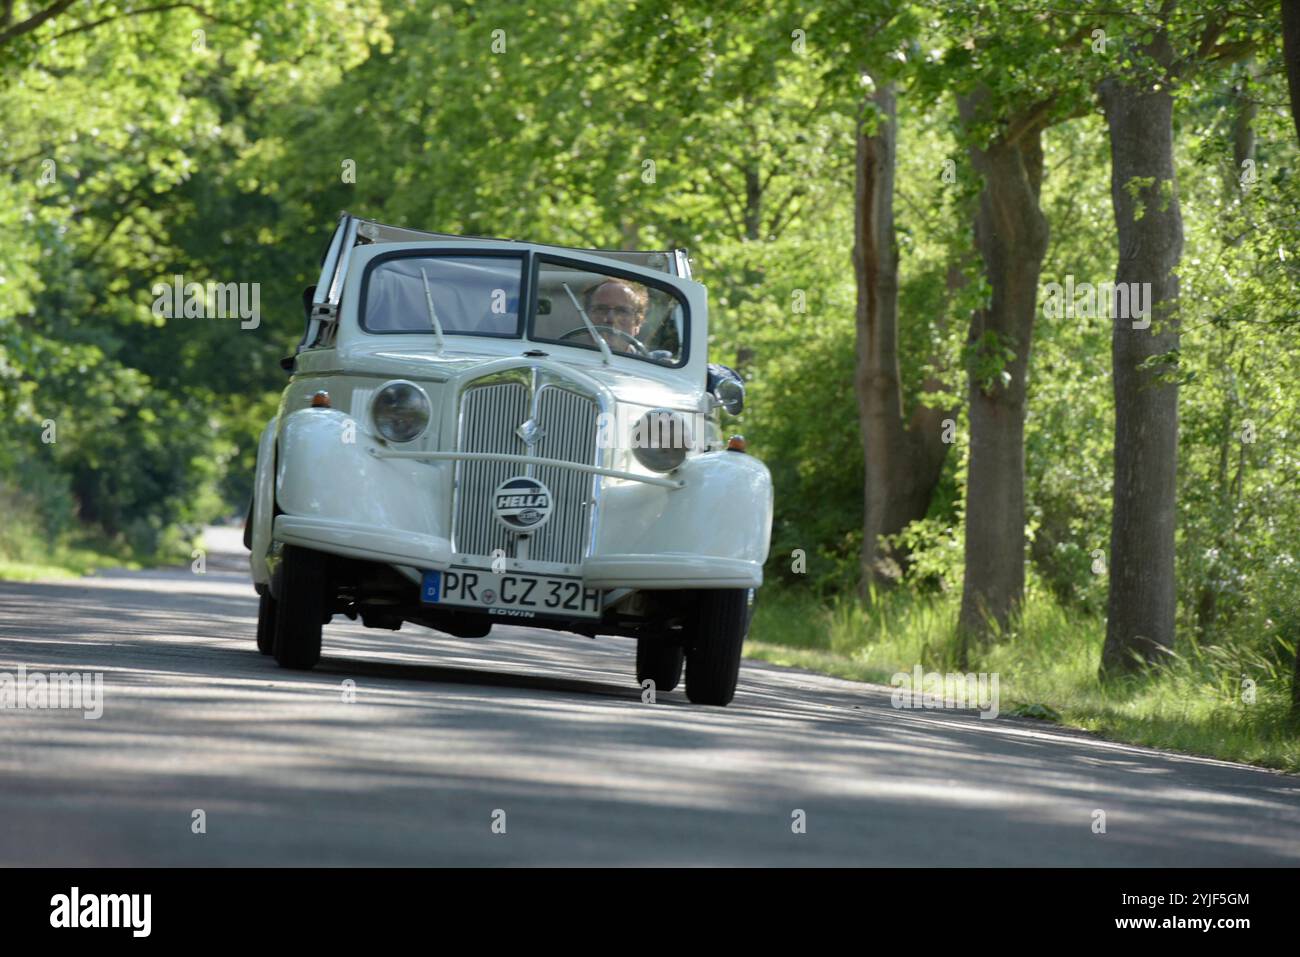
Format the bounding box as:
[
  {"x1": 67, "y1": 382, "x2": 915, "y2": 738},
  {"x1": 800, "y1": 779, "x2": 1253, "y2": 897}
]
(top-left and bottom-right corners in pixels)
[{"x1": 2, "y1": 527, "x2": 1298, "y2": 866}]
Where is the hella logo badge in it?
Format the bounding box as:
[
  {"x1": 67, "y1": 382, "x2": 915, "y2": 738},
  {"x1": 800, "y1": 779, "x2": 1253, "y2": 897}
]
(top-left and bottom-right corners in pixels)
[{"x1": 492, "y1": 476, "x2": 553, "y2": 532}]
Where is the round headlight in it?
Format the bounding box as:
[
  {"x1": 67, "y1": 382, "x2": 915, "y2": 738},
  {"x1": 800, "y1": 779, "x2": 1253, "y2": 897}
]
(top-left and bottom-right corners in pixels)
[
  {"x1": 372, "y1": 381, "x2": 431, "y2": 443},
  {"x1": 632, "y1": 409, "x2": 692, "y2": 472}
]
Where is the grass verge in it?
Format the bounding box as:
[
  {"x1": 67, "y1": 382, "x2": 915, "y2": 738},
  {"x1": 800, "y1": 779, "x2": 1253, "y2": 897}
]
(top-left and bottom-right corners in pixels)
[
  {"x1": 747, "y1": 585, "x2": 1300, "y2": 773},
  {"x1": 0, "y1": 531, "x2": 144, "y2": 581}
]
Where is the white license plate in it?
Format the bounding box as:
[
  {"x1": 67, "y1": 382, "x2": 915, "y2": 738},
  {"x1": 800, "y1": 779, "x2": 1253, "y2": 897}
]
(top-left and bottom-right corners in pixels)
[{"x1": 421, "y1": 568, "x2": 602, "y2": 620}]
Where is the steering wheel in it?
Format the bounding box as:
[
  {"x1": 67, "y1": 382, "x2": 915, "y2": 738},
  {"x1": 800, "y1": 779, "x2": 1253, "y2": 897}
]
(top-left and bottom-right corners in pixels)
[{"x1": 557, "y1": 324, "x2": 649, "y2": 356}]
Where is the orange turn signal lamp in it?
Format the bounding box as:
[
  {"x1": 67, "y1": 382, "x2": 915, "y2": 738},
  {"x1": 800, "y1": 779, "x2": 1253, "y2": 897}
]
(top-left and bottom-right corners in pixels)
[
  {"x1": 726, "y1": 434, "x2": 747, "y2": 453},
  {"x1": 311, "y1": 391, "x2": 331, "y2": 408}
]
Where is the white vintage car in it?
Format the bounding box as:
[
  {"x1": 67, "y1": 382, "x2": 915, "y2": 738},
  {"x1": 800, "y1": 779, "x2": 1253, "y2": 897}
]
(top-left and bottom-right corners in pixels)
[{"x1": 245, "y1": 214, "x2": 772, "y2": 705}]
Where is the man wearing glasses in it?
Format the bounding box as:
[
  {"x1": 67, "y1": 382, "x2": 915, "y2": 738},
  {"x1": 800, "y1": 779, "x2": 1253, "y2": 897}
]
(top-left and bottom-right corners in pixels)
[{"x1": 581, "y1": 278, "x2": 649, "y2": 353}]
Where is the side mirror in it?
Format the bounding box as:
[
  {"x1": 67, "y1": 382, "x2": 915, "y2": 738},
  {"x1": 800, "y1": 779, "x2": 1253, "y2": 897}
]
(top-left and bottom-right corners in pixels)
[{"x1": 707, "y1": 363, "x2": 745, "y2": 416}]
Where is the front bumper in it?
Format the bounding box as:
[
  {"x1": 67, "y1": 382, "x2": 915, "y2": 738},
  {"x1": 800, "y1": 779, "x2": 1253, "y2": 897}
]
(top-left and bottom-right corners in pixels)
[
  {"x1": 274, "y1": 515, "x2": 453, "y2": 568},
  {"x1": 272, "y1": 514, "x2": 763, "y2": 589}
]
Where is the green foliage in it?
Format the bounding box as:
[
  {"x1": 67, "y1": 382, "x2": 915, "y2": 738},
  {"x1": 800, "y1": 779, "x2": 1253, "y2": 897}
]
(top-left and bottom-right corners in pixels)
[
  {"x1": 1171, "y1": 65, "x2": 1300, "y2": 662},
  {"x1": 1, "y1": 0, "x2": 383, "y2": 563}
]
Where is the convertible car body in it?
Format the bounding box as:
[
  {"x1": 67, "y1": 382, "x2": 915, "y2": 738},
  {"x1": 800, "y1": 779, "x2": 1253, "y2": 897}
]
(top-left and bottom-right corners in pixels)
[{"x1": 246, "y1": 213, "x2": 773, "y2": 704}]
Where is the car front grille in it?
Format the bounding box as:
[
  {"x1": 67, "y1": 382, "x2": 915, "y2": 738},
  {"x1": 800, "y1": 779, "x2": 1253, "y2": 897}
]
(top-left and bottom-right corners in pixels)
[{"x1": 452, "y1": 378, "x2": 599, "y2": 566}]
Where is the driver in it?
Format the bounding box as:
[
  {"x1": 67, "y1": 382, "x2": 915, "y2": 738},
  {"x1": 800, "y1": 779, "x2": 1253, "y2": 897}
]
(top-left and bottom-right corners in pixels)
[{"x1": 581, "y1": 278, "x2": 648, "y2": 353}]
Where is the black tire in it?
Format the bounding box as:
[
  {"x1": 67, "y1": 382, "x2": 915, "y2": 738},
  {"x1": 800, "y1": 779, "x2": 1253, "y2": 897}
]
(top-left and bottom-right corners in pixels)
[
  {"x1": 273, "y1": 545, "x2": 328, "y2": 670},
  {"x1": 256, "y1": 591, "x2": 278, "y2": 655},
  {"x1": 636, "y1": 640, "x2": 684, "y2": 693},
  {"x1": 684, "y1": 589, "x2": 749, "y2": 706}
]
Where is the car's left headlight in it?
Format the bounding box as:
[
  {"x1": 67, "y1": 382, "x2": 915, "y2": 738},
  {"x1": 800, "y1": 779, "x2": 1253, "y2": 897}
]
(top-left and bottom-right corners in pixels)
[
  {"x1": 372, "y1": 381, "x2": 431, "y2": 443},
  {"x1": 631, "y1": 408, "x2": 693, "y2": 472}
]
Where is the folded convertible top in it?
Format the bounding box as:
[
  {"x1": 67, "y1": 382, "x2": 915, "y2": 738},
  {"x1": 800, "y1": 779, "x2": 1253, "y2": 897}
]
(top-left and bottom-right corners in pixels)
[{"x1": 348, "y1": 214, "x2": 691, "y2": 278}]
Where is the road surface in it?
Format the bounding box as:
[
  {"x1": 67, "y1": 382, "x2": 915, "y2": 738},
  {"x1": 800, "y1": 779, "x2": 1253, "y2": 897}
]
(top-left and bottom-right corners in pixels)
[{"x1": 2, "y1": 527, "x2": 1298, "y2": 866}]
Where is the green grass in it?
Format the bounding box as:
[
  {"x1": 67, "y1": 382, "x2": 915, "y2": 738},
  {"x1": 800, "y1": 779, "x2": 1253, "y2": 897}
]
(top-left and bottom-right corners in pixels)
[
  {"x1": 748, "y1": 585, "x2": 1300, "y2": 773},
  {"x1": 0, "y1": 545, "x2": 141, "y2": 581},
  {"x1": 0, "y1": 525, "x2": 144, "y2": 582},
  {"x1": 0, "y1": 482, "x2": 171, "y2": 581}
]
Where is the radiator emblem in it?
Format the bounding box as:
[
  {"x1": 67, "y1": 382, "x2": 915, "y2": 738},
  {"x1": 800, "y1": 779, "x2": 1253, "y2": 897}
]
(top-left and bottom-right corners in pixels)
[{"x1": 515, "y1": 417, "x2": 545, "y2": 447}]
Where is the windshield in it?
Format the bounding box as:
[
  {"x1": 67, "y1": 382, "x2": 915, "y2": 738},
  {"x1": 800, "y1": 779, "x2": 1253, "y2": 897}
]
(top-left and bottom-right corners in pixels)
[
  {"x1": 529, "y1": 259, "x2": 686, "y2": 367},
  {"x1": 358, "y1": 251, "x2": 687, "y2": 366},
  {"x1": 361, "y1": 254, "x2": 524, "y2": 336}
]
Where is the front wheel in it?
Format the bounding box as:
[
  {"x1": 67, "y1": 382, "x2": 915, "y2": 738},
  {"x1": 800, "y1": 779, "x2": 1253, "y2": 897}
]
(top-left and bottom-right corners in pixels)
[
  {"x1": 256, "y1": 591, "x2": 278, "y2": 655},
  {"x1": 636, "y1": 640, "x2": 684, "y2": 693},
  {"x1": 273, "y1": 545, "x2": 328, "y2": 670},
  {"x1": 684, "y1": 589, "x2": 749, "y2": 706}
]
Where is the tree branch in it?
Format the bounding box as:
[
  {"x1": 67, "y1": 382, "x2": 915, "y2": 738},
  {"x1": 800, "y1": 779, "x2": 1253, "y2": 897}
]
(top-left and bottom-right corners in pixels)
[
  {"x1": 48, "y1": 2, "x2": 252, "y2": 41},
  {"x1": 698, "y1": 156, "x2": 745, "y2": 239},
  {"x1": 765, "y1": 185, "x2": 806, "y2": 238},
  {"x1": 0, "y1": 0, "x2": 75, "y2": 46}
]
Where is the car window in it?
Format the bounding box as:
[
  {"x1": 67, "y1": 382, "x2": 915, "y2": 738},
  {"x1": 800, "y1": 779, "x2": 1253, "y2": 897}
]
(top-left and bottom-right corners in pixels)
[
  {"x1": 362, "y1": 254, "x2": 524, "y2": 336},
  {"x1": 529, "y1": 260, "x2": 686, "y2": 367}
]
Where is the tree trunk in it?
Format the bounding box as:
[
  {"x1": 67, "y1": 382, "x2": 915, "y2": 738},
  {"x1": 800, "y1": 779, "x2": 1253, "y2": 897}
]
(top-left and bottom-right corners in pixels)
[
  {"x1": 1098, "y1": 34, "x2": 1183, "y2": 676},
  {"x1": 853, "y1": 82, "x2": 949, "y2": 591},
  {"x1": 955, "y1": 90, "x2": 1049, "y2": 643},
  {"x1": 1230, "y1": 68, "x2": 1257, "y2": 187},
  {"x1": 1285, "y1": 2, "x2": 1300, "y2": 717},
  {"x1": 743, "y1": 163, "x2": 762, "y2": 241},
  {"x1": 1283, "y1": 0, "x2": 1300, "y2": 146},
  {"x1": 733, "y1": 120, "x2": 765, "y2": 376}
]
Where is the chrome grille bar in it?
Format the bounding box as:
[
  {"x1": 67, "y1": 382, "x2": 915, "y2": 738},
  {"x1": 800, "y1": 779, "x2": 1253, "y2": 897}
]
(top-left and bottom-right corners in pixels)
[
  {"x1": 453, "y1": 382, "x2": 528, "y2": 559},
  {"x1": 529, "y1": 387, "x2": 598, "y2": 564}
]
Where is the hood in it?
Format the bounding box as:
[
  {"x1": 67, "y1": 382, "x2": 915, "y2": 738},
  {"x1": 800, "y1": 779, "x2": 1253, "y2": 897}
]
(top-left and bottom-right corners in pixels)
[{"x1": 324, "y1": 338, "x2": 707, "y2": 412}]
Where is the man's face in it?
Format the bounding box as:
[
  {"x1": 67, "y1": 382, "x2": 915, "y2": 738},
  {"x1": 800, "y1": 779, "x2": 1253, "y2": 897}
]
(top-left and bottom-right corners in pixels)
[{"x1": 587, "y1": 281, "x2": 645, "y2": 339}]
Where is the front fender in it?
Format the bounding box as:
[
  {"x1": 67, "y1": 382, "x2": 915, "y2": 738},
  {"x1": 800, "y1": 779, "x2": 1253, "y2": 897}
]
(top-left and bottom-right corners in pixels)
[
  {"x1": 593, "y1": 450, "x2": 773, "y2": 568},
  {"x1": 249, "y1": 418, "x2": 278, "y2": 586},
  {"x1": 274, "y1": 408, "x2": 450, "y2": 540}
]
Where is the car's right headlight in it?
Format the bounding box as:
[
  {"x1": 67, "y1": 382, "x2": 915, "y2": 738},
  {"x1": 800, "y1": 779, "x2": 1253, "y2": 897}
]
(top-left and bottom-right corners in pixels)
[
  {"x1": 631, "y1": 408, "x2": 693, "y2": 472},
  {"x1": 372, "y1": 381, "x2": 431, "y2": 443}
]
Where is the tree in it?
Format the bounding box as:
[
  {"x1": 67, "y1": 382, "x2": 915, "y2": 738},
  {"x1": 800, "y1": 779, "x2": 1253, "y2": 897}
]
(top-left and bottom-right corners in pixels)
[
  {"x1": 1097, "y1": 28, "x2": 1183, "y2": 674},
  {"x1": 1282, "y1": 0, "x2": 1300, "y2": 714},
  {"x1": 953, "y1": 87, "x2": 1051, "y2": 642},
  {"x1": 0, "y1": 0, "x2": 383, "y2": 551},
  {"x1": 926, "y1": 5, "x2": 1102, "y2": 644},
  {"x1": 853, "y1": 79, "x2": 953, "y2": 591},
  {"x1": 1284, "y1": 0, "x2": 1300, "y2": 144},
  {"x1": 1097, "y1": 3, "x2": 1259, "y2": 676}
]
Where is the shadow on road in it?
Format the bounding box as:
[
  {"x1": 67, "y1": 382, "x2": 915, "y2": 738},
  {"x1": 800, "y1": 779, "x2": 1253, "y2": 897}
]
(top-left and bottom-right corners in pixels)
[
  {"x1": 4, "y1": 568, "x2": 1300, "y2": 866},
  {"x1": 0, "y1": 570, "x2": 655, "y2": 704},
  {"x1": 313, "y1": 655, "x2": 658, "y2": 704}
]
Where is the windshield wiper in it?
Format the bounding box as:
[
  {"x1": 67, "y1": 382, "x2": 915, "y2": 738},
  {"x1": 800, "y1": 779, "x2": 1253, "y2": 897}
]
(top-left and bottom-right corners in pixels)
[
  {"x1": 419, "y1": 267, "x2": 446, "y2": 354},
  {"x1": 561, "y1": 282, "x2": 612, "y2": 365}
]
